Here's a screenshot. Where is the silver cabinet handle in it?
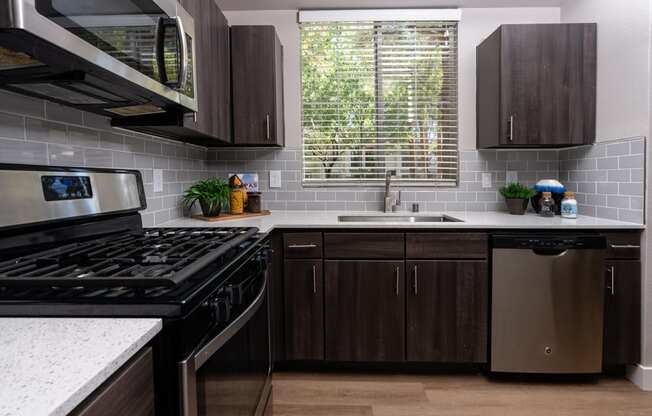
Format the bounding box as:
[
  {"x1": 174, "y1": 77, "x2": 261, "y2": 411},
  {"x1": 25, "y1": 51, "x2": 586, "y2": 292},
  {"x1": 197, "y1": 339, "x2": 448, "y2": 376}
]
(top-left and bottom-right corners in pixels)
[
  {"x1": 265, "y1": 114, "x2": 271, "y2": 140},
  {"x1": 508, "y1": 114, "x2": 514, "y2": 142},
  {"x1": 312, "y1": 264, "x2": 317, "y2": 294},
  {"x1": 287, "y1": 244, "x2": 317, "y2": 249},
  {"x1": 413, "y1": 265, "x2": 418, "y2": 295},
  {"x1": 609, "y1": 244, "x2": 640, "y2": 249},
  {"x1": 395, "y1": 266, "x2": 400, "y2": 296},
  {"x1": 607, "y1": 265, "x2": 615, "y2": 296}
]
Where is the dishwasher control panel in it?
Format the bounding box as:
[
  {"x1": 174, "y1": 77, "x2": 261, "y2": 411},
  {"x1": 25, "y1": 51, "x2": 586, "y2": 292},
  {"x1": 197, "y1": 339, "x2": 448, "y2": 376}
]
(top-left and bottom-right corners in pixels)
[{"x1": 492, "y1": 235, "x2": 607, "y2": 250}]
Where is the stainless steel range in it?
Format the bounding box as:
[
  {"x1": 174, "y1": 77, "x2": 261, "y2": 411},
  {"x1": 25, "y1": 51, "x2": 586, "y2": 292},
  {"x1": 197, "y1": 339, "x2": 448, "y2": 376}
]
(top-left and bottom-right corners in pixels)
[{"x1": 0, "y1": 164, "x2": 272, "y2": 416}]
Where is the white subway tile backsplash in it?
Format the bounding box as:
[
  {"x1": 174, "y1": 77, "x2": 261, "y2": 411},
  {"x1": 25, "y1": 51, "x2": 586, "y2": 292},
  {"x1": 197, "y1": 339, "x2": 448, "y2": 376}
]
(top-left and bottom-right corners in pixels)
[
  {"x1": 559, "y1": 137, "x2": 645, "y2": 223},
  {"x1": 0, "y1": 100, "x2": 210, "y2": 225},
  {"x1": 0, "y1": 92, "x2": 644, "y2": 225}
]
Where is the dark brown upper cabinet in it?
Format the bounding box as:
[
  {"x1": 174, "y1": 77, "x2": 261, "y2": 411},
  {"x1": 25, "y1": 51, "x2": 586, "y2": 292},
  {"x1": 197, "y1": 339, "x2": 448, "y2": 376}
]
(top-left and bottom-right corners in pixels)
[
  {"x1": 231, "y1": 25, "x2": 285, "y2": 147},
  {"x1": 114, "y1": 0, "x2": 232, "y2": 146},
  {"x1": 476, "y1": 23, "x2": 597, "y2": 148}
]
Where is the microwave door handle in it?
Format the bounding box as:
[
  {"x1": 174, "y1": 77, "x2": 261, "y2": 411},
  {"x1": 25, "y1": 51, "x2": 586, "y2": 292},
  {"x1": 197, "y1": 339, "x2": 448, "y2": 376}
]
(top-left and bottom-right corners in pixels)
[
  {"x1": 155, "y1": 17, "x2": 188, "y2": 91},
  {"x1": 175, "y1": 16, "x2": 189, "y2": 91},
  {"x1": 155, "y1": 17, "x2": 169, "y2": 85}
]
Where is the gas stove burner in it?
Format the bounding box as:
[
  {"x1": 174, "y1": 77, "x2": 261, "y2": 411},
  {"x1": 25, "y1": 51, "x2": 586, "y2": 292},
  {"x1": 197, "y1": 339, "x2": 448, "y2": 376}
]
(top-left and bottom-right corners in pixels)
[{"x1": 0, "y1": 227, "x2": 260, "y2": 288}]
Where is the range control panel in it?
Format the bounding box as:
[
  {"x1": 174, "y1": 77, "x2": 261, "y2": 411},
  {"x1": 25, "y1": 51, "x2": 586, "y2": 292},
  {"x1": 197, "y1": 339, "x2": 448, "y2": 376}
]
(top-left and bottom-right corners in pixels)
[{"x1": 492, "y1": 235, "x2": 608, "y2": 250}]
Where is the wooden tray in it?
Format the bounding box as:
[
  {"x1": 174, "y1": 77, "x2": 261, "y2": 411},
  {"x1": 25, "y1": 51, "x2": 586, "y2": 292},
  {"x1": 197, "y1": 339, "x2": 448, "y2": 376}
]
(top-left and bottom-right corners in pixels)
[{"x1": 192, "y1": 210, "x2": 271, "y2": 222}]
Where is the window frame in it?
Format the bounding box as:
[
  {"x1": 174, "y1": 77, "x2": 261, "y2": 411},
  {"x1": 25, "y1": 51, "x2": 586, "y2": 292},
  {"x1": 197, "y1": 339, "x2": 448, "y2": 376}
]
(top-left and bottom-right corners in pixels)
[{"x1": 299, "y1": 15, "x2": 460, "y2": 188}]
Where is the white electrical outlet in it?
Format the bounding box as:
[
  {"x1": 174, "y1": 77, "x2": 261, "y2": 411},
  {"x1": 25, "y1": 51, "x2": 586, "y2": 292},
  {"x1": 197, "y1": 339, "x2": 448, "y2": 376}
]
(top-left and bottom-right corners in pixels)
[
  {"x1": 506, "y1": 170, "x2": 518, "y2": 184},
  {"x1": 481, "y1": 172, "x2": 492, "y2": 188},
  {"x1": 153, "y1": 169, "x2": 163, "y2": 193},
  {"x1": 269, "y1": 170, "x2": 282, "y2": 188}
]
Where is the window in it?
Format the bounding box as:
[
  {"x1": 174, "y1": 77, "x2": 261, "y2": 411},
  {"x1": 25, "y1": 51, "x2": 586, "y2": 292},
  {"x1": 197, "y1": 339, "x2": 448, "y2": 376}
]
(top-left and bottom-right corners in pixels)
[{"x1": 300, "y1": 12, "x2": 459, "y2": 186}]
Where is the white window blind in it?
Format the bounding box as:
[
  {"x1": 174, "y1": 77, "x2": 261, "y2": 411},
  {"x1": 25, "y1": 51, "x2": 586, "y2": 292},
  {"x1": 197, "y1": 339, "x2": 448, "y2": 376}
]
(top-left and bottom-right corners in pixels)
[{"x1": 301, "y1": 18, "x2": 459, "y2": 186}]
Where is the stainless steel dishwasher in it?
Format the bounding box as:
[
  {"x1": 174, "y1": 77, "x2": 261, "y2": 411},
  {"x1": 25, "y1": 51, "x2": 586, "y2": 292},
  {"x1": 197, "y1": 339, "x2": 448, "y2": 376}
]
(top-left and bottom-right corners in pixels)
[{"x1": 491, "y1": 235, "x2": 607, "y2": 374}]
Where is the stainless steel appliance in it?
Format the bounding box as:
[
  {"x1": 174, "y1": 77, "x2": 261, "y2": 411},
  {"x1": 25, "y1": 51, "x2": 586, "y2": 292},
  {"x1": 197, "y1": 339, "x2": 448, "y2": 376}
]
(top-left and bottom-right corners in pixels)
[
  {"x1": 0, "y1": 0, "x2": 197, "y2": 116},
  {"x1": 0, "y1": 164, "x2": 271, "y2": 416},
  {"x1": 491, "y1": 235, "x2": 607, "y2": 374}
]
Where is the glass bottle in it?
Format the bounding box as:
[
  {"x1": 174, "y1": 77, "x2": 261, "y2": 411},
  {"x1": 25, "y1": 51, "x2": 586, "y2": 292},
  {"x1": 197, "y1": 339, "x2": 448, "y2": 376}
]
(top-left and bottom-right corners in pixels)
[
  {"x1": 561, "y1": 191, "x2": 578, "y2": 219},
  {"x1": 539, "y1": 192, "x2": 555, "y2": 217}
]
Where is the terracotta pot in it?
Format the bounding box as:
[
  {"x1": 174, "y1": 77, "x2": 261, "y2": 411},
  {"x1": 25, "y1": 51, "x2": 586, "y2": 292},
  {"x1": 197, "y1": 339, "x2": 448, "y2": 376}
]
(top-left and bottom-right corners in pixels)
[
  {"x1": 199, "y1": 199, "x2": 222, "y2": 217},
  {"x1": 505, "y1": 198, "x2": 529, "y2": 215}
]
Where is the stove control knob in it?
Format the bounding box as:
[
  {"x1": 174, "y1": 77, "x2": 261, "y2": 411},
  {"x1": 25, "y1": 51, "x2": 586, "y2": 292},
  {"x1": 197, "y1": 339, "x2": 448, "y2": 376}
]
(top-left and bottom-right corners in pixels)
[{"x1": 211, "y1": 298, "x2": 231, "y2": 323}]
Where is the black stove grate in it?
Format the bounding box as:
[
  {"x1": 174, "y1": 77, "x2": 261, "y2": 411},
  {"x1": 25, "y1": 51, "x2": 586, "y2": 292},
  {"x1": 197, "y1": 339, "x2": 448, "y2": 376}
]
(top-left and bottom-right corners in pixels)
[{"x1": 0, "y1": 227, "x2": 259, "y2": 288}]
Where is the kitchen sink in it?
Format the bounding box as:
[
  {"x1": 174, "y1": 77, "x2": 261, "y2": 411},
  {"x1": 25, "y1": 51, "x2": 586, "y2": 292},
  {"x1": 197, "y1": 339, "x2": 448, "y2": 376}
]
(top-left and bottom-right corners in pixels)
[{"x1": 338, "y1": 214, "x2": 464, "y2": 223}]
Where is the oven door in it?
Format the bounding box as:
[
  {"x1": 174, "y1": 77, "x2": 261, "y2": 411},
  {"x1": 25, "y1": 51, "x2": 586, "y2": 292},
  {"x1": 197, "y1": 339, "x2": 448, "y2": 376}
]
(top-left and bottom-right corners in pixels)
[
  {"x1": 179, "y1": 259, "x2": 272, "y2": 416},
  {"x1": 1, "y1": 0, "x2": 196, "y2": 112}
]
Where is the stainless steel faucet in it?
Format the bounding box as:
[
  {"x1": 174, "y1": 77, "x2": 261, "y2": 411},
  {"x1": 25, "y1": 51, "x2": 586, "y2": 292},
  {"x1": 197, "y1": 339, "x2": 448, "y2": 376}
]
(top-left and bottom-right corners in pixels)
[{"x1": 384, "y1": 170, "x2": 397, "y2": 213}]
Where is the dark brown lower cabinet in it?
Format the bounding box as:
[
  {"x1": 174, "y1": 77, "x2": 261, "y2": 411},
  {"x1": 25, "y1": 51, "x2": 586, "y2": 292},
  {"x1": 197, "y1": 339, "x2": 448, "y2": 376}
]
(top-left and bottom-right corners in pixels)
[
  {"x1": 325, "y1": 260, "x2": 405, "y2": 362},
  {"x1": 406, "y1": 261, "x2": 488, "y2": 363},
  {"x1": 284, "y1": 260, "x2": 324, "y2": 360},
  {"x1": 604, "y1": 260, "x2": 641, "y2": 365},
  {"x1": 72, "y1": 347, "x2": 154, "y2": 416}
]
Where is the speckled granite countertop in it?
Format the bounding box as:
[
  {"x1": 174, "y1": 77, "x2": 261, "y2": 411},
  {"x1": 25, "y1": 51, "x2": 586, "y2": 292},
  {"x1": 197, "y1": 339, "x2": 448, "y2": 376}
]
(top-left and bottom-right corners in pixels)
[
  {"x1": 0, "y1": 318, "x2": 161, "y2": 416},
  {"x1": 160, "y1": 210, "x2": 644, "y2": 233}
]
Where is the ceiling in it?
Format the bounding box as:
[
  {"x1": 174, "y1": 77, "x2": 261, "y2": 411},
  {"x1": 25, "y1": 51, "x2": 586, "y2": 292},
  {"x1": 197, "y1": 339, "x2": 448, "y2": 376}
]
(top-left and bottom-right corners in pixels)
[{"x1": 216, "y1": 0, "x2": 568, "y2": 11}]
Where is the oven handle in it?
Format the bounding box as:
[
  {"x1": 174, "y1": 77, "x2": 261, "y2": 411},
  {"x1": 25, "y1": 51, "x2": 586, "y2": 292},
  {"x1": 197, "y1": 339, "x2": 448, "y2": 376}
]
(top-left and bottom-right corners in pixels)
[{"x1": 178, "y1": 269, "x2": 268, "y2": 416}]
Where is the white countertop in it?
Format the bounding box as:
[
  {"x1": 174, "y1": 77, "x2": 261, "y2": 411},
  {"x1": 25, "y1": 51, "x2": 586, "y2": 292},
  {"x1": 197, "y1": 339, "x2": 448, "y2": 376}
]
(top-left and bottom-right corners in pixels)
[
  {"x1": 160, "y1": 210, "x2": 644, "y2": 233},
  {"x1": 0, "y1": 318, "x2": 162, "y2": 416}
]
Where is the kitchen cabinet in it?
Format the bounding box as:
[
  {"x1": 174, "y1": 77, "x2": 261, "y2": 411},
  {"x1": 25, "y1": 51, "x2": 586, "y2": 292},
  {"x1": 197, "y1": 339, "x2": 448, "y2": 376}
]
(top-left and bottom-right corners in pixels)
[
  {"x1": 603, "y1": 233, "x2": 641, "y2": 366},
  {"x1": 406, "y1": 260, "x2": 488, "y2": 363},
  {"x1": 284, "y1": 232, "x2": 323, "y2": 259},
  {"x1": 284, "y1": 259, "x2": 324, "y2": 360},
  {"x1": 114, "y1": 0, "x2": 231, "y2": 146},
  {"x1": 231, "y1": 25, "x2": 285, "y2": 146},
  {"x1": 324, "y1": 260, "x2": 405, "y2": 362},
  {"x1": 476, "y1": 23, "x2": 596, "y2": 148},
  {"x1": 406, "y1": 233, "x2": 487, "y2": 259},
  {"x1": 603, "y1": 260, "x2": 641, "y2": 365},
  {"x1": 71, "y1": 347, "x2": 155, "y2": 416},
  {"x1": 324, "y1": 232, "x2": 404, "y2": 259}
]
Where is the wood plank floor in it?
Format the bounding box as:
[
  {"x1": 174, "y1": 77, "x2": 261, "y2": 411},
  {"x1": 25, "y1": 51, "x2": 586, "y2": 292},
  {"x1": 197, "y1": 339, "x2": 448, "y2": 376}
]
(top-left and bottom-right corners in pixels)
[{"x1": 272, "y1": 372, "x2": 652, "y2": 416}]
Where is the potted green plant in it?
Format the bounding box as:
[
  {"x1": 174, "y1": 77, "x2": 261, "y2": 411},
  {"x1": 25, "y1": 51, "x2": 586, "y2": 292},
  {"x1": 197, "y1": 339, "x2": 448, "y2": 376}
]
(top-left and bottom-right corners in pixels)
[
  {"x1": 499, "y1": 182, "x2": 536, "y2": 215},
  {"x1": 182, "y1": 178, "x2": 230, "y2": 217}
]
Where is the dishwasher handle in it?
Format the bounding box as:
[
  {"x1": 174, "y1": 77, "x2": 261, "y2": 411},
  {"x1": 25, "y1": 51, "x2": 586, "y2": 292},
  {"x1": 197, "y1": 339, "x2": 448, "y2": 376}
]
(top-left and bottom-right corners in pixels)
[{"x1": 531, "y1": 248, "x2": 569, "y2": 257}]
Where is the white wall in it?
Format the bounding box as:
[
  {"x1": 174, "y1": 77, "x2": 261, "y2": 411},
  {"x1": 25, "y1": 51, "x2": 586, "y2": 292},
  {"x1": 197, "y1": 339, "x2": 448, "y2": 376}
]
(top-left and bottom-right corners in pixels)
[
  {"x1": 561, "y1": 0, "x2": 650, "y2": 141},
  {"x1": 560, "y1": 0, "x2": 652, "y2": 387},
  {"x1": 224, "y1": 8, "x2": 561, "y2": 150}
]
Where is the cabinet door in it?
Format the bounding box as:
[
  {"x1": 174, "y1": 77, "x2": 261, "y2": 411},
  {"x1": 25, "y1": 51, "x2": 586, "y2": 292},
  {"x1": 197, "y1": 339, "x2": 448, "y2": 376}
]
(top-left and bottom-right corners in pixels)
[
  {"x1": 500, "y1": 24, "x2": 596, "y2": 146},
  {"x1": 179, "y1": 0, "x2": 231, "y2": 142},
  {"x1": 72, "y1": 347, "x2": 154, "y2": 416},
  {"x1": 231, "y1": 26, "x2": 283, "y2": 146},
  {"x1": 406, "y1": 261, "x2": 488, "y2": 363},
  {"x1": 284, "y1": 260, "x2": 324, "y2": 360},
  {"x1": 604, "y1": 260, "x2": 641, "y2": 365},
  {"x1": 324, "y1": 260, "x2": 405, "y2": 362}
]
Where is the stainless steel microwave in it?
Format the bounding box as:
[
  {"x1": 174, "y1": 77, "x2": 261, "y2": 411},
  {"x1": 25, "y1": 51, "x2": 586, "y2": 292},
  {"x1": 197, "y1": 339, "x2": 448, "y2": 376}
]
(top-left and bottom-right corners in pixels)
[{"x1": 0, "y1": 0, "x2": 197, "y2": 117}]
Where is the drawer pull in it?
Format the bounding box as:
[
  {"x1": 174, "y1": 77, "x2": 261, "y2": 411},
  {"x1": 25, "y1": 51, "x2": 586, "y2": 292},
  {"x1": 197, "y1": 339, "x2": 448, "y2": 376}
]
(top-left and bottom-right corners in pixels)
[
  {"x1": 609, "y1": 244, "x2": 640, "y2": 249},
  {"x1": 395, "y1": 266, "x2": 400, "y2": 297},
  {"x1": 312, "y1": 264, "x2": 317, "y2": 294},
  {"x1": 413, "y1": 265, "x2": 418, "y2": 295},
  {"x1": 607, "y1": 265, "x2": 615, "y2": 296},
  {"x1": 287, "y1": 244, "x2": 317, "y2": 249}
]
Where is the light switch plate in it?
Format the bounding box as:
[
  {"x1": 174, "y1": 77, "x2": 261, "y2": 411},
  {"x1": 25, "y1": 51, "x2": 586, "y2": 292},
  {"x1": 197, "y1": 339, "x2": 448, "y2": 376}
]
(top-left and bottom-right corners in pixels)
[
  {"x1": 481, "y1": 172, "x2": 492, "y2": 188},
  {"x1": 153, "y1": 169, "x2": 163, "y2": 193},
  {"x1": 269, "y1": 170, "x2": 282, "y2": 188},
  {"x1": 506, "y1": 170, "x2": 518, "y2": 184}
]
